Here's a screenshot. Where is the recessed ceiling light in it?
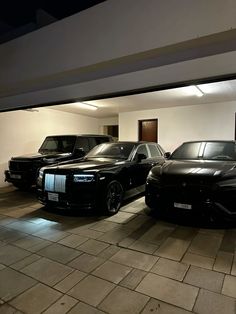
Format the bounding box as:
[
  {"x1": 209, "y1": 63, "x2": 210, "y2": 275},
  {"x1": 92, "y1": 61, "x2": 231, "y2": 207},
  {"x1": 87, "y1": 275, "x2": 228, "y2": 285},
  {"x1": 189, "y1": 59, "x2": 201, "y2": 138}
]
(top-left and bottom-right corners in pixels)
[{"x1": 73, "y1": 102, "x2": 98, "y2": 110}]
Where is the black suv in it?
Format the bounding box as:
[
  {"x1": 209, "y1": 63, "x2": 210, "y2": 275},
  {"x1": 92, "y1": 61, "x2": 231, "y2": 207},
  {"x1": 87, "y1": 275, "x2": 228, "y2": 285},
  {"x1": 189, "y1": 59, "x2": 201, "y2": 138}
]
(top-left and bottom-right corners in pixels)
[{"x1": 5, "y1": 134, "x2": 113, "y2": 189}]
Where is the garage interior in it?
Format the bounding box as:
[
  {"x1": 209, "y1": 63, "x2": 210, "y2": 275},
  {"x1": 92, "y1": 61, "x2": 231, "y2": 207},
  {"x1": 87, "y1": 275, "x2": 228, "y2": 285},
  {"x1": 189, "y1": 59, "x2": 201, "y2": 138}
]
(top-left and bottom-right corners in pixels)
[{"x1": 1, "y1": 1, "x2": 236, "y2": 313}]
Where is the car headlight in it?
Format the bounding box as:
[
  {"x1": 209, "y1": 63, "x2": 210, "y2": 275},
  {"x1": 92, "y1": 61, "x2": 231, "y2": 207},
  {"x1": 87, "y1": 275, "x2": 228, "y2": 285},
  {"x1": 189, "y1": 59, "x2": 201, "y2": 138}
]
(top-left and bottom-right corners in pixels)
[
  {"x1": 73, "y1": 174, "x2": 95, "y2": 183},
  {"x1": 147, "y1": 170, "x2": 160, "y2": 182}
]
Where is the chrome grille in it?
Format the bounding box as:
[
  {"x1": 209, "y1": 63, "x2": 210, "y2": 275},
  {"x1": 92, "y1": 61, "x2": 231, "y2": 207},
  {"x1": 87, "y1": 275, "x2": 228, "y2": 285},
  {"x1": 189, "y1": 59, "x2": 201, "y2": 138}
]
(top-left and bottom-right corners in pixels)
[{"x1": 45, "y1": 174, "x2": 66, "y2": 193}]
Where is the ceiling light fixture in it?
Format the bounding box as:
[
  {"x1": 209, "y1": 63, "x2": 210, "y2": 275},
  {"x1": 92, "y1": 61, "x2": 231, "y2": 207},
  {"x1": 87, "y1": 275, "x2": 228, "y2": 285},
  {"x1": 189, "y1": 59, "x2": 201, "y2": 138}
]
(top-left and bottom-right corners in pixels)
[
  {"x1": 186, "y1": 85, "x2": 204, "y2": 97},
  {"x1": 74, "y1": 102, "x2": 98, "y2": 111}
]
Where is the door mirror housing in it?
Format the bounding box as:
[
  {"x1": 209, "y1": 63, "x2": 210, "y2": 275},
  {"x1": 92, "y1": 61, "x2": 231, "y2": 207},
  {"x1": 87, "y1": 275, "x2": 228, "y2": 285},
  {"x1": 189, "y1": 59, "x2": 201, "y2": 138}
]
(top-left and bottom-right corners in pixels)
[
  {"x1": 74, "y1": 148, "x2": 86, "y2": 158},
  {"x1": 164, "y1": 152, "x2": 171, "y2": 159},
  {"x1": 136, "y1": 153, "x2": 147, "y2": 162}
]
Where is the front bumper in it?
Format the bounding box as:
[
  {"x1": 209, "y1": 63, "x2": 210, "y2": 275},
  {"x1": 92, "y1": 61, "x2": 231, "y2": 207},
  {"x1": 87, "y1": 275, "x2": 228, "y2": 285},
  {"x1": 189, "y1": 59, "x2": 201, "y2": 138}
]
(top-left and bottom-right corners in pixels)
[
  {"x1": 145, "y1": 179, "x2": 236, "y2": 219},
  {"x1": 5, "y1": 170, "x2": 35, "y2": 185}
]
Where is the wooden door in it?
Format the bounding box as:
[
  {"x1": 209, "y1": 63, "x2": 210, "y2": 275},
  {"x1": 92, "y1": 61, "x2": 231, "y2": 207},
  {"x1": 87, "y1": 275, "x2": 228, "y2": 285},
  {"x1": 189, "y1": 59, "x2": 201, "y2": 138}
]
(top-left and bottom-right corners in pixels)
[{"x1": 139, "y1": 119, "x2": 158, "y2": 142}]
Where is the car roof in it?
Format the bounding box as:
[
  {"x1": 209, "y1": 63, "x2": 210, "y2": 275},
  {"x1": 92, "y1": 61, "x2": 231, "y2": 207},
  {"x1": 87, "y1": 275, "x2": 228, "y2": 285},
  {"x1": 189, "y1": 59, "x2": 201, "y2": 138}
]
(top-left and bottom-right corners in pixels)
[{"x1": 182, "y1": 140, "x2": 236, "y2": 144}]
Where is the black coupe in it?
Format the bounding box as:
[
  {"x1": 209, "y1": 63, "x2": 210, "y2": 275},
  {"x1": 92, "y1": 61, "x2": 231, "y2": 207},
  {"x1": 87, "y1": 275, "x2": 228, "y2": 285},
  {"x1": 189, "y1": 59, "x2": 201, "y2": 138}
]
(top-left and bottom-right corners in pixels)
[
  {"x1": 145, "y1": 141, "x2": 236, "y2": 220},
  {"x1": 37, "y1": 141, "x2": 165, "y2": 214}
]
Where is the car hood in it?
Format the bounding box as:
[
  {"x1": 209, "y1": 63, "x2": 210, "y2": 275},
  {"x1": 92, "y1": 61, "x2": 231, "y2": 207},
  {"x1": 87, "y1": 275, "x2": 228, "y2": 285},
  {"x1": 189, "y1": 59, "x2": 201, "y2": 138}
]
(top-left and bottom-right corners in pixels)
[
  {"x1": 11, "y1": 152, "x2": 72, "y2": 162},
  {"x1": 42, "y1": 157, "x2": 125, "y2": 172},
  {"x1": 152, "y1": 160, "x2": 236, "y2": 178}
]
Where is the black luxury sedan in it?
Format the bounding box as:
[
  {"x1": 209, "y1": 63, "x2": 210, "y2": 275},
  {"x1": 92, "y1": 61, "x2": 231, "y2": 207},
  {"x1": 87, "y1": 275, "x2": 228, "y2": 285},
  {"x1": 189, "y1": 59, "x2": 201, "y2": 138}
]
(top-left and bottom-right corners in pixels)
[
  {"x1": 37, "y1": 141, "x2": 165, "y2": 214},
  {"x1": 145, "y1": 140, "x2": 236, "y2": 220}
]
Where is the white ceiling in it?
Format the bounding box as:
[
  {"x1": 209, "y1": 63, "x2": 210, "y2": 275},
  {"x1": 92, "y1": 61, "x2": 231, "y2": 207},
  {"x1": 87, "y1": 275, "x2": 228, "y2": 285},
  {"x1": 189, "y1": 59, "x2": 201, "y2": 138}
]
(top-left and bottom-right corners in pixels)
[{"x1": 48, "y1": 79, "x2": 236, "y2": 118}]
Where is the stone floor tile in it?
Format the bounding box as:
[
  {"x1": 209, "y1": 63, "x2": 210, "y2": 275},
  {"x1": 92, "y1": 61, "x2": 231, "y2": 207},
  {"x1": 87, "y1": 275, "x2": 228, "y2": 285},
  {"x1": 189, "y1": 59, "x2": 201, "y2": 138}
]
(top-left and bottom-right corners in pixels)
[
  {"x1": 11, "y1": 254, "x2": 41, "y2": 270},
  {"x1": 0, "y1": 217, "x2": 18, "y2": 226},
  {"x1": 92, "y1": 260, "x2": 132, "y2": 284},
  {"x1": 67, "y1": 302, "x2": 105, "y2": 314},
  {"x1": 119, "y1": 268, "x2": 147, "y2": 290},
  {"x1": 98, "y1": 245, "x2": 120, "y2": 259},
  {"x1": 54, "y1": 270, "x2": 87, "y2": 293},
  {"x1": 99, "y1": 286, "x2": 149, "y2": 314},
  {"x1": 129, "y1": 240, "x2": 158, "y2": 254},
  {"x1": 0, "y1": 228, "x2": 26, "y2": 244},
  {"x1": 188, "y1": 233, "x2": 222, "y2": 258},
  {"x1": 0, "y1": 268, "x2": 36, "y2": 302},
  {"x1": 43, "y1": 295, "x2": 78, "y2": 314},
  {"x1": 13, "y1": 235, "x2": 47, "y2": 250},
  {"x1": 90, "y1": 220, "x2": 118, "y2": 232},
  {"x1": 58, "y1": 234, "x2": 89, "y2": 248},
  {"x1": 110, "y1": 248, "x2": 158, "y2": 271},
  {"x1": 170, "y1": 226, "x2": 198, "y2": 241},
  {"x1": 77, "y1": 239, "x2": 109, "y2": 255},
  {"x1": 184, "y1": 266, "x2": 224, "y2": 292},
  {"x1": 136, "y1": 273, "x2": 198, "y2": 311},
  {"x1": 0, "y1": 264, "x2": 6, "y2": 271},
  {"x1": 0, "y1": 244, "x2": 31, "y2": 265},
  {"x1": 33, "y1": 228, "x2": 69, "y2": 242},
  {"x1": 219, "y1": 230, "x2": 236, "y2": 253},
  {"x1": 141, "y1": 298, "x2": 192, "y2": 314},
  {"x1": 21, "y1": 257, "x2": 73, "y2": 286},
  {"x1": 138, "y1": 222, "x2": 175, "y2": 246},
  {"x1": 26, "y1": 239, "x2": 52, "y2": 252},
  {"x1": 213, "y1": 251, "x2": 234, "y2": 274},
  {"x1": 199, "y1": 228, "x2": 225, "y2": 237},
  {"x1": 10, "y1": 283, "x2": 62, "y2": 314},
  {"x1": 121, "y1": 205, "x2": 145, "y2": 214},
  {"x1": 0, "y1": 303, "x2": 24, "y2": 314},
  {"x1": 230, "y1": 255, "x2": 236, "y2": 276},
  {"x1": 68, "y1": 253, "x2": 105, "y2": 273},
  {"x1": 105, "y1": 211, "x2": 136, "y2": 224},
  {"x1": 7, "y1": 220, "x2": 45, "y2": 234},
  {"x1": 70, "y1": 228, "x2": 103, "y2": 239},
  {"x1": 68, "y1": 275, "x2": 115, "y2": 306},
  {"x1": 151, "y1": 257, "x2": 189, "y2": 281},
  {"x1": 182, "y1": 253, "x2": 214, "y2": 270},
  {"x1": 155, "y1": 237, "x2": 190, "y2": 261},
  {"x1": 193, "y1": 289, "x2": 236, "y2": 314},
  {"x1": 98, "y1": 226, "x2": 133, "y2": 244},
  {"x1": 124, "y1": 214, "x2": 151, "y2": 231},
  {"x1": 37, "y1": 243, "x2": 81, "y2": 264},
  {"x1": 222, "y1": 275, "x2": 236, "y2": 298}
]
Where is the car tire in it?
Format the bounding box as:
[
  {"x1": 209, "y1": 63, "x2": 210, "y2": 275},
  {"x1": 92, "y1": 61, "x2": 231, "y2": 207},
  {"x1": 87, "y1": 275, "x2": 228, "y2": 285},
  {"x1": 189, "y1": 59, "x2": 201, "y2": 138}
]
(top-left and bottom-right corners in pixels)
[{"x1": 104, "y1": 180, "x2": 124, "y2": 215}]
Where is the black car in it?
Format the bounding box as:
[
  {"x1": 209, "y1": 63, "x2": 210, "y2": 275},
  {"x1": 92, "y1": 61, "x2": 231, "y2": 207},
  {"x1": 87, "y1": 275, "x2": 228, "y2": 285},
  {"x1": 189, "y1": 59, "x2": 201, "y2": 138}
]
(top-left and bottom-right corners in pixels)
[
  {"x1": 37, "y1": 141, "x2": 165, "y2": 214},
  {"x1": 5, "y1": 134, "x2": 113, "y2": 190},
  {"x1": 145, "y1": 140, "x2": 236, "y2": 220}
]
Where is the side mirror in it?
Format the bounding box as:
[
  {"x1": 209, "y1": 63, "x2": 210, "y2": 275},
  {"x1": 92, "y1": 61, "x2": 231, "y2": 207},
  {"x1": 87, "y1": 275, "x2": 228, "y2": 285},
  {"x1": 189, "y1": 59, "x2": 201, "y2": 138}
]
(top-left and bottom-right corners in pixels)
[
  {"x1": 136, "y1": 153, "x2": 147, "y2": 162},
  {"x1": 74, "y1": 148, "x2": 86, "y2": 158},
  {"x1": 164, "y1": 152, "x2": 171, "y2": 159}
]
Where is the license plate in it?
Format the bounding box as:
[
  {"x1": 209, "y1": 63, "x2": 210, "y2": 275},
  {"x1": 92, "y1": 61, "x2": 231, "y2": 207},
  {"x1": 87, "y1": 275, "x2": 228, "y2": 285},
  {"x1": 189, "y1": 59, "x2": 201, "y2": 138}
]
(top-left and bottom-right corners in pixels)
[
  {"x1": 10, "y1": 173, "x2": 21, "y2": 179},
  {"x1": 174, "y1": 202, "x2": 192, "y2": 210},
  {"x1": 48, "y1": 192, "x2": 59, "y2": 202}
]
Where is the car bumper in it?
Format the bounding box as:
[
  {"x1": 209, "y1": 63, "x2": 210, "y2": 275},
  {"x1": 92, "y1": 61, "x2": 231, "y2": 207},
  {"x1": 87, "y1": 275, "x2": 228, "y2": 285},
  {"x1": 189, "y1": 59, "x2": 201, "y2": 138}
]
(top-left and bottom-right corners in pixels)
[
  {"x1": 145, "y1": 180, "x2": 236, "y2": 219},
  {"x1": 5, "y1": 170, "x2": 35, "y2": 185}
]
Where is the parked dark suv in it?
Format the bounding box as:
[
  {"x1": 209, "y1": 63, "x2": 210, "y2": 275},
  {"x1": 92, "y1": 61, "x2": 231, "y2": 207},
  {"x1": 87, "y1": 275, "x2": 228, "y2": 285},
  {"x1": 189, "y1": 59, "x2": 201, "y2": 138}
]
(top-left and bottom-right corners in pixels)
[{"x1": 5, "y1": 134, "x2": 113, "y2": 189}]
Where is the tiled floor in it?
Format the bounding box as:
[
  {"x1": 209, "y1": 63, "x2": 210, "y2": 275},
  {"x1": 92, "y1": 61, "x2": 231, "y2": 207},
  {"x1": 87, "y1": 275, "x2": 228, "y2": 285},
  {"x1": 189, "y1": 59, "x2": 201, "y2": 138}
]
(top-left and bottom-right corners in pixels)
[{"x1": 0, "y1": 186, "x2": 236, "y2": 313}]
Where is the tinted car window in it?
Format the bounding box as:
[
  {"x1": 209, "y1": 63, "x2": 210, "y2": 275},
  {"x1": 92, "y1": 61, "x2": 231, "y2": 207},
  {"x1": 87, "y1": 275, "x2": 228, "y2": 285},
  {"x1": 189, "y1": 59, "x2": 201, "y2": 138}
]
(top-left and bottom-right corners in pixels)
[
  {"x1": 88, "y1": 137, "x2": 97, "y2": 150},
  {"x1": 76, "y1": 138, "x2": 90, "y2": 153},
  {"x1": 135, "y1": 145, "x2": 149, "y2": 158},
  {"x1": 96, "y1": 137, "x2": 112, "y2": 145},
  {"x1": 87, "y1": 143, "x2": 135, "y2": 159},
  {"x1": 39, "y1": 136, "x2": 76, "y2": 153},
  {"x1": 171, "y1": 142, "x2": 201, "y2": 159},
  {"x1": 203, "y1": 142, "x2": 236, "y2": 160},
  {"x1": 148, "y1": 144, "x2": 162, "y2": 157}
]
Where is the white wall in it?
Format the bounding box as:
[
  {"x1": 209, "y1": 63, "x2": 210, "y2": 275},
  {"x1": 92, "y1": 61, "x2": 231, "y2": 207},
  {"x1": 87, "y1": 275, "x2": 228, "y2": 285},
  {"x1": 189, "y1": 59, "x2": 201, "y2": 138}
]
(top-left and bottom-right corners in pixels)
[
  {"x1": 119, "y1": 101, "x2": 236, "y2": 152},
  {"x1": 0, "y1": 108, "x2": 99, "y2": 187}
]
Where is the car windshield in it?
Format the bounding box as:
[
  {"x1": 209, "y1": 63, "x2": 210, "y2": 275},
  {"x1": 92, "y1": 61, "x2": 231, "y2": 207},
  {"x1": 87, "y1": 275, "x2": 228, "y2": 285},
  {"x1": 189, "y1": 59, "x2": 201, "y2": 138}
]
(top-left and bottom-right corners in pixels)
[
  {"x1": 39, "y1": 136, "x2": 76, "y2": 153},
  {"x1": 86, "y1": 143, "x2": 135, "y2": 159},
  {"x1": 171, "y1": 142, "x2": 236, "y2": 161}
]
